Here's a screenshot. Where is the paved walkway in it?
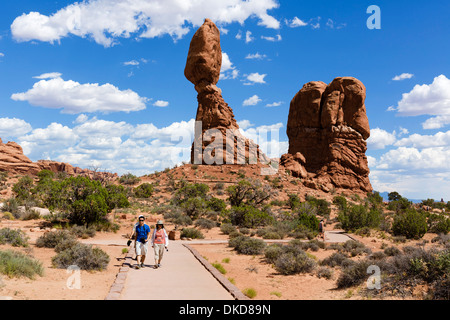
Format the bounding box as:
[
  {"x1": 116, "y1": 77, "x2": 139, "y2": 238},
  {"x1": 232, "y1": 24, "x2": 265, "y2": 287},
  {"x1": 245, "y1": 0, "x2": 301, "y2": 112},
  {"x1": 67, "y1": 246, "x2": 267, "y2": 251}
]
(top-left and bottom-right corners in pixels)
[
  {"x1": 84, "y1": 230, "x2": 354, "y2": 300},
  {"x1": 119, "y1": 241, "x2": 234, "y2": 300}
]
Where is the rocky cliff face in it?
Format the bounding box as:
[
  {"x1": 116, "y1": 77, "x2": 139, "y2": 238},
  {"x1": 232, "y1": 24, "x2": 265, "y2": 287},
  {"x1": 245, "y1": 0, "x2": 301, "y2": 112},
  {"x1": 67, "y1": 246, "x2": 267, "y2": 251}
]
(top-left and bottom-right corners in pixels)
[
  {"x1": 283, "y1": 77, "x2": 372, "y2": 192},
  {"x1": 185, "y1": 19, "x2": 268, "y2": 165},
  {"x1": 0, "y1": 137, "x2": 117, "y2": 181}
]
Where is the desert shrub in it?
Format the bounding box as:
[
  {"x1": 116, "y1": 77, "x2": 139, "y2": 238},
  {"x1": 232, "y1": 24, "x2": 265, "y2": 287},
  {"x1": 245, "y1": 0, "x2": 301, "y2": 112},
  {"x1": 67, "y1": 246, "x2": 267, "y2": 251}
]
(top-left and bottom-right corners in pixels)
[
  {"x1": 369, "y1": 251, "x2": 387, "y2": 261},
  {"x1": 0, "y1": 249, "x2": 44, "y2": 279},
  {"x1": 54, "y1": 237, "x2": 80, "y2": 253},
  {"x1": 287, "y1": 194, "x2": 301, "y2": 210},
  {"x1": 274, "y1": 250, "x2": 317, "y2": 275},
  {"x1": 0, "y1": 228, "x2": 29, "y2": 247},
  {"x1": 20, "y1": 208, "x2": 41, "y2": 221},
  {"x1": 220, "y1": 223, "x2": 237, "y2": 235},
  {"x1": 392, "y1": 209, "x2": 428, "y2": 239},
  {"x1": 427, "y1": 213, "x2": 450, "y2": 234},
  {"x1": 212, "y1": 263, "x2": 227, "y2": 275},
  {"x1": 195, "y1": 218, "x2": 216, "y2": 230},
  {"x1": 336, "y1": 260, "x2": 372, "y2": 288},
  {"x1": 228, "y1": 205, "x2": 274, "y2": 228},
  {"x1": 388, "y1": 197, "x2": 412, "y2": 212},
  {"x1": 171, "y1": 182, "x2": 209, "y2": 206},
  {"x1": 70, "y1": 225, "x2": 97, "y2": 239},
  {"x1": 181, "y1": 197, "x2": 208, "y2": 220},
  {"x1": 333, "y1": 196, "x2": 348, "y2": 210},
  {"x1": 119, "y1": 173, "x2": 141, "y2": 185},
  {"x1": 164, "y1": 209, "x2": 193, "y2": 226},
  {"x1": 180, "y1": 227, "x2": 204, "y2": 239},
  {"x1": 306, "y1": 195, "x2": 331, "y2": 218},
  {"x1": 243, "y1": 288, "x2": 257, "y2": 299},
  {"x1": 1, "y1": 211, "x2": 14, "y2": 220},
  {"x1": 36, "y1": 230, "x2": 77, "y2": 249},
  {"x1": 316, "y1": 266, "x2": 334, "y2": 279},
  {"x1": 366, "y1": 191, "x2": 384, "y2": 209},
  {"x1": 1, "y1": 198, "x2": 20, "y2": 218},
  {"x1": 384, "y1": 246, "x2": 402, "y2": 256},
  {"x1": 338, "y1": 204, "x2": 381, "y2": 232},
  {"x1": 264, "y1": 244, "x2": 284, "y2": 264},
  {"x1": 228, "y1": 235, "x2": 266, "y2": 255},
  {"x1": 320, "y1": 252, "x2": 353, "y2": 268},
  {"x1": 206, "y1": 197, "x2": 226, "y2": 213},
  {"x1": 52, "y1": 243, "x2": 110, "y2": 271},
  {"x1": 105, "y1": 184, "x2": 130, "y2": 209},
  {"x1": 226, "y1": 179, "x2": 274, "y2": 208},
  {"x1": 292, "y1": 203, "x2": 320, "y2": 232},
  {"x1": 12, "y1": 175, "x2": 35, "y2": 203},
  {"x1": 332, "y1": 240, "x2": 371, "y2": 257},
  {"x1": 432, "y1": 278, "x2": 450, "y2": 300},
  {"x1": 133, "y1": 183, "x2": 154, "y2": 198}
]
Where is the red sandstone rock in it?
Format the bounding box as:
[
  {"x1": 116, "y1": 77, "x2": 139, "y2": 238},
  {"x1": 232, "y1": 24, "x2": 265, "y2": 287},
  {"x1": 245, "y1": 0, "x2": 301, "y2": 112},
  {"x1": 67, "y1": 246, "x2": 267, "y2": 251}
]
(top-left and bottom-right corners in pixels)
[
  {"x1": 283, "y1": 77, "x2": 372, "y2": 193},
  {"x1": 186, "y1": 19, "x2": 268, "y2": 165},
  {"x1": 185, "y1": 19, "x2": 222, "y2": 87},
  {"x1": 0, "y1": 138, "x2": 117, "y2": 181}
]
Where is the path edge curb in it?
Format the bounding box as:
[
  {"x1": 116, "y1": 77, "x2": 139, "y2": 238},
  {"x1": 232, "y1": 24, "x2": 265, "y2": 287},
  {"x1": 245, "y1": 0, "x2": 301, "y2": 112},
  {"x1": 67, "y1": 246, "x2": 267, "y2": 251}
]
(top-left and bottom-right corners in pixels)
[
  {"x1": 105, "y1": 248, "x2": 134, "y2": 300},
  {"x1": 183, "y1": 244, "x2": 250, "y2": 301}
]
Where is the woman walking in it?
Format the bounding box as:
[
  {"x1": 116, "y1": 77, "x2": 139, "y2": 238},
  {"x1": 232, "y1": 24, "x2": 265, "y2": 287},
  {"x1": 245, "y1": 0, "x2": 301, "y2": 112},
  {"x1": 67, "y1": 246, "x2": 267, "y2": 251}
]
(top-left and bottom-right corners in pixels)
[{"x1": 151, "y1": 220, "x2": 169, "y2": 269}]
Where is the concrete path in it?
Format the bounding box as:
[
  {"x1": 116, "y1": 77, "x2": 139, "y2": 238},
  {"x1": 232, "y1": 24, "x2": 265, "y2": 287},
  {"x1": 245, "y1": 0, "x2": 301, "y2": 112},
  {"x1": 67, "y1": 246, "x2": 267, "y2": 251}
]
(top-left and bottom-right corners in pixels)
[
  {"x1": 119, "y1": 241, "x2": 234, "y2": 300},
  {"x1": 84, "y1": 231, "x2": 355, "y2": 300},
  {"x1": 324, "y1": 230, "x2": 354, "y2": 243}
]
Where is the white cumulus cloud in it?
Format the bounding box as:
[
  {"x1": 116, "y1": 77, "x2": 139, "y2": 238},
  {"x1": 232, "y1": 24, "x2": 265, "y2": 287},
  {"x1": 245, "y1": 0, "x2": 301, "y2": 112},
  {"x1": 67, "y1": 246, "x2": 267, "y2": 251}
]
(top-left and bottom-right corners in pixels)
[
  {"x1": 392, "y1": 73, "x2": 414, "y2": 81},
  {"x1": 11, "y1": 75, "x2": 148, "y2": 114},
  {"x1": 11, "y1": 0, "x2": 280, "y2": 47},
  {"x1": 243, "y1": 95, "x2": 262, "y2": 106}
]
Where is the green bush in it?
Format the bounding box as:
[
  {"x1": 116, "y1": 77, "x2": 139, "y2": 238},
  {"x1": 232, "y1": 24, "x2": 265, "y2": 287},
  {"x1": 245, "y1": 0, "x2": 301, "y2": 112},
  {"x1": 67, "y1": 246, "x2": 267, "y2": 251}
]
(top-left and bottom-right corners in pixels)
[
  {"x1": 264, "y1": 244, "x2": 284, "y2": 264},
  {"x1": 228, "y1": 235, "x2": 266, "y2": 255},
  {"x1": 70, "y1": 225, "x2": 97, "y2": 239},
  {"x1": 195, "y1": 218, "x2": 216, "y2": 230},
  {"x1": 320, "y1": 252, "x2": 353, "y2": 268},
  {"x1": 392, "y1": 209, "x2": 428, "y2": 239},
  {"x1": 51, "y1": 243, "x2": 110, "y2": 270},
  {"x1": 243, "y1": 288, "x2": 257, "y2": 299},
  {"x1": 0, "y1": 228, "x2": 29, "y2": 247},
  {"x1": 338, "y1": 204, "x2": 381, "y2": 232},
  {"x1": 306, "y1": 196, "x2": 331, "y2": 218},
  {"x1": 36, "y1": 230, "x2": 77, "y2": 248},
  {"x1": 287, "y1": 194, "x2": 301, "y2": 209},
  {"x1": 220, "y1": 223, "x2": 237, "y2": 235},
  {"x1": 427, "y1": 213, "x2": 450, "y2": 234},
  {"x1": 0, "y1": 249, "x2": 44, "y2": 279},
  {"x1": 12, "y1": 175, "x2": 34, "y2": 202},
  {"x1": 206, "y1": 197, "x2": 226, "y2": 213},
  {"x1": 133, "y1": 183, "x2": 154, "y2": 198},
  {"x1": 333, "y1": 196, "x2": 348, "y2": 210},
  {"x1": 274, "y1": 250, "x2": 317, "y2": 275},
  {"x1": 181, "y1": 227, "x2": 204, "y2": 239},
  {"x1": 316, "y1": 266, "x2": 334, "y2": 279},
  {"x1": 228, "y1": 205, "x2": 274, "y2": 228},
  {"x1": 226, "y1": 179, "x2": 273, "y2": 207},
  {"x1": 119, "y1": 173, "x2": 141, "y2": 185},
  {"x1": 336, "y1": 260, "x2": 371, "y2": 288},
  {"x1": 292, "y1": 203, "x2": 320, "y2": 232},
  {"x1": 212, "y1": 263, "x2": 227, "y2": 275}
]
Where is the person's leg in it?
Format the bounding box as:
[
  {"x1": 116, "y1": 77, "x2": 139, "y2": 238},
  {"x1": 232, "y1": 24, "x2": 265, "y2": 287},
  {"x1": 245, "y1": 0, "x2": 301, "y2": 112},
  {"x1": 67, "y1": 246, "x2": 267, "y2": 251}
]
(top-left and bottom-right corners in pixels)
[
  {"x1": 158, "y1": 244, "x2": 164, "y2": 266},
  {"x1": 154, "y1": 245, "x2": 160, "y2": 268}
]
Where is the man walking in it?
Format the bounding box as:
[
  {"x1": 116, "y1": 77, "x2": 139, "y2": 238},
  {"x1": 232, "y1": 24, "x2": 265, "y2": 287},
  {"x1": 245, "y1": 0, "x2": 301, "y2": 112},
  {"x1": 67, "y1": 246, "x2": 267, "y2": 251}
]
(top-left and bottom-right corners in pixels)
[{"x1": 130, "y1": 215, "x2": 151, "y2": 269}]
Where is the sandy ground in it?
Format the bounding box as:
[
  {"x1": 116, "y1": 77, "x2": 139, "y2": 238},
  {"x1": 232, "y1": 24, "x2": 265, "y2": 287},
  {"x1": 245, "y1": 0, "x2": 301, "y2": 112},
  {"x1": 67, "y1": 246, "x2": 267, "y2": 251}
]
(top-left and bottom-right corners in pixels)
[
  {"x1": 0, "y1": 219, "x2": 128, "y2": 300},
  {"x1": 190, "y1": 242, "x2": 346, "y2": 300}
]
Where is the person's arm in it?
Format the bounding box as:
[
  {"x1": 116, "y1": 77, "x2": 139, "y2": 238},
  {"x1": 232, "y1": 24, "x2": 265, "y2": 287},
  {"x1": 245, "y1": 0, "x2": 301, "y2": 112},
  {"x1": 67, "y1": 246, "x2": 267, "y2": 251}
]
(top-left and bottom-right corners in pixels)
[
  {"x1": 164, "y1": 229, "x2": 169, "y2": 248},
  {"x1": 150, "y1": 229, "x2": 156, "y2": 247}
]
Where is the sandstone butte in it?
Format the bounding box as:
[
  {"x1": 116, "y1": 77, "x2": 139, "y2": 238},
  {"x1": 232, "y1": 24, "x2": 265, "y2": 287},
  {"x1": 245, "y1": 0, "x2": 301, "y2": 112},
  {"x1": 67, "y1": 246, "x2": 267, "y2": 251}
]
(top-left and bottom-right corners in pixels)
[
  {"x1": 185, "y1": 19, "x2": 269, "y2": 166},
  {"x1": 281, "y1": 77, "x2": 373, "y2": 193},
  {"x1": 0, "y1": 137, "x2": 117, "y2": 180}
]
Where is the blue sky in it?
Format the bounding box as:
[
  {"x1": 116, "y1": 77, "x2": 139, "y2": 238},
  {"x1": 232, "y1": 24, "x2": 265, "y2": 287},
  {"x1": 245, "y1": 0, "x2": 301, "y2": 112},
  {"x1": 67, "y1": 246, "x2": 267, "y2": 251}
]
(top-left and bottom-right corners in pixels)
[{"x1": 0, "y1": 0, "x2": 449, "y2": 200}]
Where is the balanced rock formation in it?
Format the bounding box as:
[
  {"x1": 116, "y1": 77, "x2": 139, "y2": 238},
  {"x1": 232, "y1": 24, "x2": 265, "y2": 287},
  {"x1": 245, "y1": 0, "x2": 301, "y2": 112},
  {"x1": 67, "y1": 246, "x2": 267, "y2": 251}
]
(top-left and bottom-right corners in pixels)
[
  {"x1": 0, "y1": 137, "x2": 117, "y2": 181},
  {"x1": 185, "y1": 19, "x2": 268, "y2": 165},
  {"x1": 282, "y1": 77, "x2": 372, "y2": 192}
]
